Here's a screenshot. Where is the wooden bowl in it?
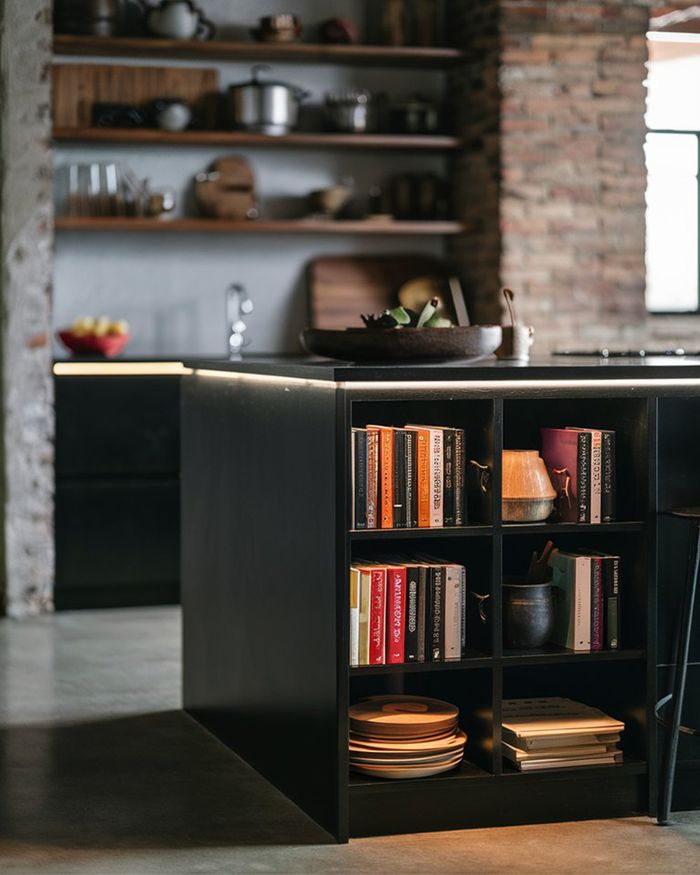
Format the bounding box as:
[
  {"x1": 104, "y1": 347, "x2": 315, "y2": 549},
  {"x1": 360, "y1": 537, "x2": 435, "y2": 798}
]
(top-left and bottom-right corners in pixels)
[
  {"x1": 57, "y1": 331, "x2": 130, "y2": 358},
  {"x1": 300, "y1": 325, "x2": 502, "y2": 362}
]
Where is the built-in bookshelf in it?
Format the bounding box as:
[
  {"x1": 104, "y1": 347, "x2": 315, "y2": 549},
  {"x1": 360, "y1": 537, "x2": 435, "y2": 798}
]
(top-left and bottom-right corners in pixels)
[{"x1": 182, "y1": 362, "x2": 700, "y2": 842}]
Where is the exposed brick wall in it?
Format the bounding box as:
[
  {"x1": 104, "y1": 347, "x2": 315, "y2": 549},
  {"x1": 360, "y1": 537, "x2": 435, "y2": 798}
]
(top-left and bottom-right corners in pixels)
[
  {"x1": 451, "y1": 1, "x2": 700, "y2": 353},
  {"x1": 0, "y1": 0, "x2": 54, "y2": 616}
]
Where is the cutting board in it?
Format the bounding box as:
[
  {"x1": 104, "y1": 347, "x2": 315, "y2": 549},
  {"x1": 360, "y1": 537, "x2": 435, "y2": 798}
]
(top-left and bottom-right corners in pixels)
[
  {"x1": 307, "y1": 254, "x2": 445, "y2": 329},
  {"x1": 53, "y1": 63, "x2": 220, "y2": 129}
]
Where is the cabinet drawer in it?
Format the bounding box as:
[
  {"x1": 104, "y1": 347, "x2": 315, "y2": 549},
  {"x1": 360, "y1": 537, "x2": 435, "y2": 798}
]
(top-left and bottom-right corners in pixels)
[
  {"x1": 55, "y1": 376, "x2": 180, "y2": 476},
  {"x1": 55, "y1": 480, "x2": 180, "y2": 592}
]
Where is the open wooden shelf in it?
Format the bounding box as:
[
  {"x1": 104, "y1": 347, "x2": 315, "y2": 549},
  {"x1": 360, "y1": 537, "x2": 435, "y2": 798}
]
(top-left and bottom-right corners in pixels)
[
  {"x1": 350, "y1": 651, "x2": 493, "y2": 674},
  {"x1": 53, "y1": 127, "x2": 461, "y2": 151},
  {"x1": 53, "y1": 34, "x2": 465, "y2": 68},
  {"x1": 502, "y1": 521, "x2": 646, "y2": 535},
  {"x1": 501, "y1": 646, "x2": 646, "y2": 665},
  {"x1": 350, "y1": 525, "x2": 493, "y2": 540},
  {"x1": 55, "y1": 216, "x2": 467, "y2": 235}
]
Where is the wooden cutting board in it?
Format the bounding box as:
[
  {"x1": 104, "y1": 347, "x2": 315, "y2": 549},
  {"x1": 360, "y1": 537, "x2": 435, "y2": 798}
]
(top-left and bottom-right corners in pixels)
[
  {"x1": 53, "y1": 63, "x2": 220, "y2": 129},
  {"x1": 307, "y1": 254, "x2": 445, "y2": 329}
]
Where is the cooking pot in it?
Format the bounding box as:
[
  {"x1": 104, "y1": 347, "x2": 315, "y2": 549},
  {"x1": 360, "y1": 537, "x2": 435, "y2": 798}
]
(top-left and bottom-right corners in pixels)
[{"x1": 229, "y1": 65, "x2": 309, "y2": 136}]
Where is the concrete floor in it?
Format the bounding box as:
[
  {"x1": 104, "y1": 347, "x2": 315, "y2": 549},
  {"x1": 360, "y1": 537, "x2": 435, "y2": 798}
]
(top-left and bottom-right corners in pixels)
[{"x1": 0, "y1": 607, "x2": 698, "y2": 875}]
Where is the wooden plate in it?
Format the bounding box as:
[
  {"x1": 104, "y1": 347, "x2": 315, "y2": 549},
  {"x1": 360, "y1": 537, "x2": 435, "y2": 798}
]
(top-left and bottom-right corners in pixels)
[
  {"x1": 350, "y1": 755, "x2": 464, "y2": 780},
  {"x1": 300, "y1": 325, "x2": 502, "y2": 363},
  {"x1": 349, "y1": 729, "x2": 467, "y2": 755}
]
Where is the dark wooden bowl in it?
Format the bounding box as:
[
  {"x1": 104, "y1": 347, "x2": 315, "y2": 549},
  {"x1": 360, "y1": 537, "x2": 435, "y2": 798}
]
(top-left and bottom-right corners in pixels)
[{"x1": 300, "y1": 326, "x2": 502, "y2": 362}]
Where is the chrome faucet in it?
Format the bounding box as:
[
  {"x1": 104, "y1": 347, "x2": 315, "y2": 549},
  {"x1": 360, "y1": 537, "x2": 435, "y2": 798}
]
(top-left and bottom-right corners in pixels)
[{"x1": 226, "y1": 284, "x2": 254, "y2": 360}]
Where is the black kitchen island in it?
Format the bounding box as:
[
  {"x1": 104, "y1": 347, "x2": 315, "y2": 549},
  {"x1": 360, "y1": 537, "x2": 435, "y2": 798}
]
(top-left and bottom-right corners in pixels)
[{"x1": 181, "y1": 357, "x2": 700, "y2": 842}]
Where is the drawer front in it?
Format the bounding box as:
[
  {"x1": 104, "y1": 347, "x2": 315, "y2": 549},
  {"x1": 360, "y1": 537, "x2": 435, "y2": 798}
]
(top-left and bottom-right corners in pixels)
[
  {"x1": 55, "y1": 376, "x2": 180, "y2": 476},
  {"x1": 55, "y1": 480, "x2": 180, "y2": 592}
]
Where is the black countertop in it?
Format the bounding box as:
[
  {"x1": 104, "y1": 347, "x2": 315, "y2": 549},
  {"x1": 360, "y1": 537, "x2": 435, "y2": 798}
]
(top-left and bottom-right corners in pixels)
[{"x1": 185, "y1": 355, "x2": 700, "y2": 383}]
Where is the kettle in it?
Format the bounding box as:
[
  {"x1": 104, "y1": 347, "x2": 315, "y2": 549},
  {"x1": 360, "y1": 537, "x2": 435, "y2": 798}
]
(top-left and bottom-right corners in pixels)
[{"x1": 145, "y1": 0, "x2": 215, "y2": 40}]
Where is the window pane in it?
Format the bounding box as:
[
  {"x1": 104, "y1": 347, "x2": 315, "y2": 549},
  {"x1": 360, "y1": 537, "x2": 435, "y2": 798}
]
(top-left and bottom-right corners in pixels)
[{"x1": 645, "y1": 132, "x2": 698, "y2": 312}]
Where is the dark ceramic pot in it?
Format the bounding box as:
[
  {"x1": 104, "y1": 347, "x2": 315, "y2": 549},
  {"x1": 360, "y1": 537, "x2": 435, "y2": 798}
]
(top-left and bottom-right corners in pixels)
[{"x1": 503, "y1": 578, "x2": 554, "y2": 649}]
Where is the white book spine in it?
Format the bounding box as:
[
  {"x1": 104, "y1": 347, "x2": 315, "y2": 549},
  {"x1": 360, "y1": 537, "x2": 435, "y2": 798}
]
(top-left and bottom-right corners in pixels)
[
  {"x1": 591, "y1": 431, "x2": 602, "y2": 524},
  {"x1": 460, "y1": 565, "x2": 467, "y2": 657},
  {"x1": 430, "y1": 429, "x2": 443, "y2": 528},
  {"x1": 574, "y1": 557, "x2": 592, "y2": 650},
  {"x1": 350, "y1": 567, "x2": 360, "y2": 667},
  {"x1": 444, "y1": 567, "x2": 462, "y2": 660}
]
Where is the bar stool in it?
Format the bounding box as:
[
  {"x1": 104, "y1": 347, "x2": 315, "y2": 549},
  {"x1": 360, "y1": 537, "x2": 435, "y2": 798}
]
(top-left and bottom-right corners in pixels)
[{"x1": 656, "y1": 508, "x2": 700, "y2": 825}]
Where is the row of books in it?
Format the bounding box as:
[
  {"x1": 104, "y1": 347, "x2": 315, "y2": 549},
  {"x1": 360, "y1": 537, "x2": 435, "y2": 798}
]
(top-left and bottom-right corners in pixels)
[
  {"x1": 349, "y1": 558, "x2": 467, "y2": 666},
  {"x1": 548, "y1": 549, "x2": 620, "y2": 650},
  {"x1": 541, "y1": 426, "x2": 616, "y2": 523},
  {"x1": 351, "y1": 424, "x2": 466, "y2": 530},
  {"x1": 502, "y1": 697, "x2": 625, "y2": 771}
]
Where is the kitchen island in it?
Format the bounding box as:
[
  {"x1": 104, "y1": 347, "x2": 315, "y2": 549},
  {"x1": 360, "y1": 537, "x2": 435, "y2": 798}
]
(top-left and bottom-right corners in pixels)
[{"x1": 181, "y1": 357, "x2": 700, "y2": 842}]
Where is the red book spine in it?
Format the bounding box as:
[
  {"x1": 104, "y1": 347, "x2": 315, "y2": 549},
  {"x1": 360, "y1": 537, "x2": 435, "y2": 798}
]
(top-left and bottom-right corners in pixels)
[
  {"x1": 386, "y1": 566, "x2": 407, "y2": 664},
  {"x1": 369, "y1": 567, "x2": 386, "y2": 664}
]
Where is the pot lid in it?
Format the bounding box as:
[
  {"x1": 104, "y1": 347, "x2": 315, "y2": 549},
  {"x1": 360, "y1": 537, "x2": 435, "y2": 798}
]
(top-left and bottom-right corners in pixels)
[{"x1": 231, "y1": 63, "x2": 299, "y2": 89}]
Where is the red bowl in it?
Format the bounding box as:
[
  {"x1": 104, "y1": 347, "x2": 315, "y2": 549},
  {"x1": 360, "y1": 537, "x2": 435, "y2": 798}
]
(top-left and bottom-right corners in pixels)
[{"x1": 58, "y1": 331, "x2": 130, "y2": 358}]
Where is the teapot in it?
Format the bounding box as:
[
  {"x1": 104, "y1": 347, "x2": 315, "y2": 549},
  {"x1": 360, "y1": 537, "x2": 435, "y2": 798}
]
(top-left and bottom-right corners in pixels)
[{"x1": 145, "y1": 0, "x2": 215, "y2": 40}]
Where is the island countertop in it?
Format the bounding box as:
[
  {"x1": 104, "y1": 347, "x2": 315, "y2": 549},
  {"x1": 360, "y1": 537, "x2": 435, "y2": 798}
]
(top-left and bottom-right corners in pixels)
[{"x1": 185, "y1": 355, "x2": 700, "y2": 384}]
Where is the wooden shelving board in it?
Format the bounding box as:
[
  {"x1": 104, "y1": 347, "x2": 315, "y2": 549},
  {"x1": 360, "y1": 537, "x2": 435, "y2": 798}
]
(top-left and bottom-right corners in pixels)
[
  {"x1": 54, "y1": 217, "x2": 468, "y2": 235},
  {"x1": 53, "y1": 127, "x2": 461, "y2": 151},
  {"x1": 53, "y1": 35, "x2": 465, "y2": 68}
]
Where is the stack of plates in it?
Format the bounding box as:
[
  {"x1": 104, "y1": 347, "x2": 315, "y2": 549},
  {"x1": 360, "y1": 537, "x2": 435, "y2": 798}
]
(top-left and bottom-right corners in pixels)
[{"x1": 349, "y1": 695, "x2": 467, "y2": 779}]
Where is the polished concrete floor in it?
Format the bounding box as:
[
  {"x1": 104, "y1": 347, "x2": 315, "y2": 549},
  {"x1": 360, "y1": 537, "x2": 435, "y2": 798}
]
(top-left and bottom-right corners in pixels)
[{"x1": 0, "y1": 606, "x2": 698, "y2": 874}]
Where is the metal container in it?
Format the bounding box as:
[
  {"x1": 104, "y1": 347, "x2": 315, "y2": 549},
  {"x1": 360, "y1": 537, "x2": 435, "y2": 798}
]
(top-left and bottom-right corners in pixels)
[
  {"x1": 229, "y1": 65, "x2": 308, "y2": 136},
  {"x1": 503, "y1": 578, "x2": 554, "y2": 649},
  {"x1": 325, "y1": 90, "x2": 376, "y2": 134},
  {"x1": 390, "y1": 96, "x2": 441, "y2": 134}
]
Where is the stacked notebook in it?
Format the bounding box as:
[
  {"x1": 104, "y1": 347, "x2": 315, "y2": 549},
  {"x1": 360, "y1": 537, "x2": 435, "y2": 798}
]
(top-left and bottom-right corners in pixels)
[
  {"x1": 502, "y1": 697, "x2": 625, "y2": 772},
  {"x1": 349, "y1": 695, "x2": 467, "y2": 779}
]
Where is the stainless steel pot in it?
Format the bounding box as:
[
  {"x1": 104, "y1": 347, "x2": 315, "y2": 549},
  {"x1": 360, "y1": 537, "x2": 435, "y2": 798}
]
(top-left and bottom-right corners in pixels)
[
  {"x1": 229, "y1": 65, "x2": 308, "y2": 136},
  {"x1": 325, "y1": 90, "x2": 376, "y2": 134}
]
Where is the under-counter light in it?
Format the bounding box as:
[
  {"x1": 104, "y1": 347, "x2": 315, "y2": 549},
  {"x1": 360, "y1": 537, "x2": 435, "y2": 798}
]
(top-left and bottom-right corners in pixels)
[
  {"x1": 341, "y1": 377, "x2": 700, "y2": 392},
  {"x1": 53, "y1": 362, "x2": 193, "y2": 376},
  {"x1": 194, "y1": 368, "x2": 336, "y2": 389}
]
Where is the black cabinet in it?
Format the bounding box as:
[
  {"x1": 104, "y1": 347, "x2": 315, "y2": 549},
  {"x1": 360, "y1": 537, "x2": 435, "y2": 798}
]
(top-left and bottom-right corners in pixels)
[{"x1": 55, "y1": 374, "x2": 181, "y2": 609}]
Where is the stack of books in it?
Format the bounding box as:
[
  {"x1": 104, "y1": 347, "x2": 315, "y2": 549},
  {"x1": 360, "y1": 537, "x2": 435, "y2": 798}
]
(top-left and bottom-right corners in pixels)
[
  {"x1": 548, "y1": 549, "x2": 620, "y2": 650},
  {"x1": 349, "y1": 694, "x2": 467, "y2": 779},
  {"x1": 541, "y1": 427, "x2": 616, "y2": 523},
  {"x1": 351, "y1": 424, "x2": 466, "y2": 530},
  {"x1": 502, "y1": 698, "x2": 625, "y2": 771},
  {"x1": 349, "y1": 559, "x2": 467, "y2": 666}
]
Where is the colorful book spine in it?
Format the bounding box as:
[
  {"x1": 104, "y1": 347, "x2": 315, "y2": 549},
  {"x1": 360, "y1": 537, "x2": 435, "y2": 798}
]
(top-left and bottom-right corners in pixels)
[
  {"x1": 416, "y1": 565, "x2": 427, "y2": 662},
  {"x1": 349, "y1": 566, "x2": 360, "y2": 666},
  {"x1": 392, "y1": 429, "x2": 407, "y2": 528},
  {"x1": 376, "y1": 427, "x2": 394, "y2": 529},
  {"x1": 352, "y1": 429, "x2": 368, "y2": 530},
  {"x1": 404, "y1": 565, "x2": 420, "y2": 662},
  {"x1": 604, "y1": 556, "x2": 620, "y2": 649},
  {"x1": 413, "y1": 429, "x2": 431, "y2": 527},
  {"x1": 366, "y1": 429, "x2": 379, "y2": 529},
  {"x1": 358, "y1": 568, "x2": 371, "y2": 665},
  {"x1": 429, "y1": 565, "x2": 444, "y2": 661},
  {"x1": 454, "y1": 428, "x2": 466, "y2": 526},
  {"x1": 601, "y1": 430, "x2": 616, "y2": 522},
  {"x1": 386, "y1": 566, "x2": 407, "y2": 663},
  {"x1": 442, "y1": 429, "x2": 456, "y2": 527},
  {"x1": 405, "y1": 430, "x2": 418, "y2": 529},
  {"x1": 577, "y1": 431, "x2": 592, "y2": 523},
  {"x1": 368, "y1": 567, "x2": 386, "y2": 664},
  {"x1": 590, "y1": 430, "x2": 602, "y2": 524},
  {"x1": 444, "y1": 565, "x2": 462, "y2": 660},
  {"x1": 429, "y1": 429, "x2": 444, "y2": 528},
  {"x1": 591, "y1": 556, "x2": 603, "y2": 651}
]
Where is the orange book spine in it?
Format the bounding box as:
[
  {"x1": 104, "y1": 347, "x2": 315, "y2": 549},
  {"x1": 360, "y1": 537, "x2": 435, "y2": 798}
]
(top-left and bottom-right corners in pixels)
[
  {"x1": 380, "y1": 427, "x2": 394, "y2": 528},
  {"x1": 414, "y1": 429, "x2": 431, "y2": 527}
]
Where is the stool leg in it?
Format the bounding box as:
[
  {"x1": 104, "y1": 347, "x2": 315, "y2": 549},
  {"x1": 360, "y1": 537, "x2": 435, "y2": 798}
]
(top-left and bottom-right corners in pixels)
[{"x1": 658, "y1": 521, "x2": 700, "y2": 825}]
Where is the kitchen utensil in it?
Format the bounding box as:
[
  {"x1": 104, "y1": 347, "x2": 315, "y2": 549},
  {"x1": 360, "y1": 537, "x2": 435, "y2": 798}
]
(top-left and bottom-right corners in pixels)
[
  {"x1": 389, "y1": 173, "x2": 448, "y2": 220},
  {"x1": 307, "y1": 254, "x2": 445, "y2": 330},
  {"x1": 325, "y1": 90, "x2": 377, "y2": 134},
  {"x1": 229, "y1": 65, "x2": 308, "y2": 136},
  {"x1": 195, "y1": 155, "x2": 258, "y2": 221},
  {"x1": 448, "y1": 276, "x2": 470, "y2": 327},
  {"x1": 320, "y1": 17, "x2": 358, "y2": 44},
  {"x1": 497, "y1": 325, "x2": 535, "y2": 361},
  {"x1": 145, "y1": 0, "x2": 215, "y2": 40},
  {"x1": 527, "y1": 541, "x2": 555, "y2": 582},
  {"x1": 504, "y1": 287, "x2": 518, "y2": 325},
  {"x1": 145, "y1": 187, "x2": 176, "y2": 216},
  {"x1": 300, "y1": 325, "x2": 502, "y2": 362},
  {"x1": 92, "y1": 102, "x2": 147, "y2": 128},
  {"x1": 503, "y1": 579, "x2": 554, "y2": 649},
  {"x1": 390, "y1": 95, "x2": 441, "y2": 134},
  {"x1": 308, "y1": 185, "x2": 353, "y2": 219},
  {"x1": 57, "y1": 330, "x2": 130, "y2": 358},
  {"x1": 152, "y1": 98, "x2": 191, "y2": 131},
  {"x1": 251, "y1": 14, "x2": 302, "y2": 43},
  {"x1": 502, "y1": 450, "x2": 557, "y2": 522},
  {"x1": 54, "y1": 0, "x2": 123, "y2": 36}
]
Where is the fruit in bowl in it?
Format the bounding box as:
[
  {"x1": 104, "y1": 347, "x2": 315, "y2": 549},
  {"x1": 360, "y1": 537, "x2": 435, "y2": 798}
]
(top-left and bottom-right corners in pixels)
[{"x1": 58, "y1": 316, "x2": 130, "y2": 358}]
